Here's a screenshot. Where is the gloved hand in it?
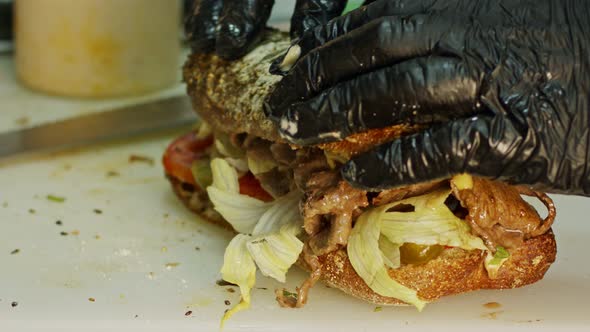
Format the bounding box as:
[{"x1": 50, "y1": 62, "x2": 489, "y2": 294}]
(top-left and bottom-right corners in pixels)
[
  {"x1": 265, "y1": 0, "x2": 590, "y2": 195},
  {"x1": 185, "y1": 0, "x2": 351, "y2": 60}
]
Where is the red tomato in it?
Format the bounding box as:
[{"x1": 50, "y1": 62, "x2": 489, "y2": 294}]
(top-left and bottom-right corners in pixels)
[
  {"x1": 239, "y1": 172, "x2": 274, "y2": 202},
  {"x1": 163, "y1": 132, "x2": 273, "y2": 201},
  {"x1": 163, "y1": 132, "x2": 214, "y2": 186}
]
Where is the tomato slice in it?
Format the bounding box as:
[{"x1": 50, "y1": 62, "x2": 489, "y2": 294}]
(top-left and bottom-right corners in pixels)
[
  {"x1": 239, "y1": 172, "x2": 274, "y2": 202},
  {"x1": 163, "y1": 132, "x2": 214, "y2": 186},
  {"x1": 163, "y1": 132, "x2": 273, "y2": 201}
]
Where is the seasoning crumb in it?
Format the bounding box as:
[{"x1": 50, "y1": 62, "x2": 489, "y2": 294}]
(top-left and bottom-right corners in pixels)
[
  {"x1": 185, "y1": 310, "x2": 192, "y2": 316},
  {"x1": 129, "y1": 154, "x2": 155, "y2": 166},
  {"x1": 224, "y1": 300, "x2": 231, "y2": 306},
  {"x1": 195, "y1": 246, "x2": 200, "y2": 251},
  {"x1": 93, "y1": 209, "x2": 103, "y2": 214},
  {"x1": 11, "y1": 301, "x2": 18, "y2": 307},
  {"x1": 88, "y1": 297, "x2": 96, "y2": 302},
  {"x1": 95, "y1": 234, "x2": 101, "y2": 240},
  {"x1": 256, "y1": 287, "x2": 268, "y2": 290},
  {"x1": 374, "y1": 306, "x2": 383, "y2": 312},
  {"x1": 28, "y1": 208, "x2": 36, "y2": 214},
  {"x1": 161, "y1": 247, "x2": 168, "y2": 253},
  {"x1": 165, "y1": 262, "x2": 180, "y2": 270},
  {"x1": 10, "y1": 249, "x2": 20, "y2": 255},
  {"x1": 483, "y1": 302, "x2": 502, "y2": 309},
  {"x1": 106, "y1": 171, "x2": 120, "y2": 177},
  {"x1": 481, "y1": 311, "x2": 503, "y2": 320},
  {"x1": 227, "y1": 288, "x2": 235, "y2": 293},
  {"x1": 216, "y1": 279, "x2": 237, "y2": 287},
  {"x1": 47, "y1": 194, "x2": 66, "y2": 203},
  {"x1": 55, "y1": 220, "x2": 63, "y2": 226},
  {"x1": 134, "y1": 315, "x2": 139, "y2": 318},
  {"x1": 15, "y1": 116, "x2": 30, "y2": 126},
  {"x1": 60, "y1": 231, "x2": 69, "y2": 236},
  {"x1": 71, "y1": 230, "x2": 80, "y2": 236}
]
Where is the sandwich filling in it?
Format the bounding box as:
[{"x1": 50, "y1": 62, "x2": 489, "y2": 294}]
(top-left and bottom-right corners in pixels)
[{"x1": 163, "y1": 123, "x2": 556, "y2": 324}]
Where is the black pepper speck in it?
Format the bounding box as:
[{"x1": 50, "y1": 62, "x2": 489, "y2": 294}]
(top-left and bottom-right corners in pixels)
[{"x1": 11, "y1": 301, "x2": 17, "y2": 307}]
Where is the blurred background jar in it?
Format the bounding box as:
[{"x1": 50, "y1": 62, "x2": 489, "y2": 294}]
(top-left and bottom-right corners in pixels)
[{"x1": 14, "y1": 0, "x2": 182, "y2": 98}]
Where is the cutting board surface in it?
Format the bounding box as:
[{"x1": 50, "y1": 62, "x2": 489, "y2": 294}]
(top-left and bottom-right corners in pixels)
[{"x1": 1, "y1": 53, "x2": 589, "y2": 332}]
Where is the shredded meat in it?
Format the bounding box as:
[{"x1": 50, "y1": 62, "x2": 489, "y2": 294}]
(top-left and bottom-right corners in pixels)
[
  {"x1": 270, "y1": 142, "x2": 297, "y2": 167},
  {"x1": 302, "y1": 176, "x2": 369, "y2": 256},
  {"x1": 452, "y1": 177, "x2": 556, "y2": 251},
  {"x1": 255, "y1": 168, "x2": 293, "y2": 198},
  {"x1": 293, "y1": 149, "x2": 331, "y2": 190},
  {"x1": 372, "y1": 181, "x2": 445, "y2": 206},
  {"x1": 276, "y1": 243, "x2": 322, "y2": 308}
]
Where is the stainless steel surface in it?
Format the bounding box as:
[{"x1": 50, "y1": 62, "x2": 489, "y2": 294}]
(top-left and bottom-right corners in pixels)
[{"x1": 0, "y1": 96, "x2": 196, "y2": 159}]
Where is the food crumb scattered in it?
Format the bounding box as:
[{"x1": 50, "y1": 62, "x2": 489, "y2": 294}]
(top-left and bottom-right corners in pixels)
[
  {"x1": 71, "y1": 230, "x2": 80, "y2": 236},
  {"x1": 2, "y1": 201, "x2": 7, "y2": 208},
  {"x1": 224, "y1": 300, "x2": 231, "y2": 306},
  {"x1": 227, "y1": 288, "x2": 235, "y2": 293},
  {"x1": 28, "y1": 208, "x2": 36, "y2": 214},
  {"x1": 46, "y1": 194, "x2": 66, "y2": 203},
  {"x1": 163, "y1": 213, "x2": 169, "y2": 218},
  {"x1": 195, "y1": 246, "x2": 200, "y2": 251},
  {"x1": 185, "y1": 310, "x2": 192, "y2": 316},
  {"x1": 483, "y1": 302, "x2": 502, "y2": 309},
  {"x1": 165, "y1": 262, "x2": 180, "y2": 270},
  {"x1": 374, "y1": 306, "x2": 383, "y2": 312},
  {"x1": 88, "y1": 297, "x2": 96, "y2": 302},
  {"x1": 95, "y1": 234, "x2": 101, "y2": 240},
  {"x1": 15, "y1": 116, "x2": 30, "y2": 126},
  {"x1": 481, "y1": 311, "x2": 503, "y2": 320},
  {"x1": 10, "y1": 249, "x2": 20, "y2": 255},
  {"x1": 216, "y1": 279, "x2": 237, "y2": 287},
  {"x1": 129, "y1": 154, "x2": 155, "y2": 166},
  {"x1": 11, "y1": 301, "x2": 18, "y2": 307},
  {"x1": 55, "y1": 220, "x2": 63, "y2": 226},
  {"x1": 134, "y1": 314, "x2": 139, "y2": 318},
  {"x1": 60, "y1": 231, "x2": 69, "y2": 236},
  {"x1": 256, "y1": 287, "x2": 268, "y2": 290},
  {"x1": 161, "y1": 247, "x2": 168, "y2": 253},
  {"x1": 106, "y1": 171, "x2": 120, "y2": 177},
  {"x1": 93, "y1": 209, "x2": 103, "y2": 214}
]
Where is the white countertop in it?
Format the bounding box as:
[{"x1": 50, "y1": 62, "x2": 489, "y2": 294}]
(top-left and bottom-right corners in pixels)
[{"x1": 1, "y1": 50, "x2": 590, "y2": 332}]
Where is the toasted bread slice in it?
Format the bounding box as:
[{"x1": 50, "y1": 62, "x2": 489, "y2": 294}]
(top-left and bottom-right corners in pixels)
[
  {"x1": 183, "y1": 30, "x2": 421, "y2": 158},
  {"x1": 169, "y1": 175, "x2": 556, "y2": 306}
]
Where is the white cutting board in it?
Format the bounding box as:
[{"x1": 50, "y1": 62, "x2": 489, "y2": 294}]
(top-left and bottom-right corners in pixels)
[{"x1": 1, "y1": 54, "x2": 590, "y2": 332}]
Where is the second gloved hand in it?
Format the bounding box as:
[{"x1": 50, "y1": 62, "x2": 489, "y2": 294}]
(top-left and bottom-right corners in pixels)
[
  {"x1": 265, "y1": 0, "x2": 590, "y2": 195},
  {"x1": 185, "y1": 0, "x2": 352, "y2": 60}
]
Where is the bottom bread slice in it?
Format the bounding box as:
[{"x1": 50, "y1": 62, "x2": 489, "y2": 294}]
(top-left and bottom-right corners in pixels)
[{"x1": 169, "y1": 176, "x2": 557, "y2": 306}]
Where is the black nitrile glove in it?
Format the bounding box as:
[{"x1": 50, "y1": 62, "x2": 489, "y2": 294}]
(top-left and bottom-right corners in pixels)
[
  {"x1": 265, "y1": 0, "x2": 590, "y2": 195},
  {"x1": 185, "y1": 0, "x2": 351, "y2": 60}
]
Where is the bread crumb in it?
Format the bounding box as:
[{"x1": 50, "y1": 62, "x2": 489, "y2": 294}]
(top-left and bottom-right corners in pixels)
[
  {"x1": 481, "y1": 311, "x2": 503, "y2": 320},
  {"x1": 532, "y1": 255, "x2": 543, "y2": 266}
]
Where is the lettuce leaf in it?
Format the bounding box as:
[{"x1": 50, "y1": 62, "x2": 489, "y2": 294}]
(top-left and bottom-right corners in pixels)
[
  {"x1": 220, "y1": 234, "x2": 256, "y2": 327},
  {"x1": 380, "y1": 190, "x2": 487, "y2": 251},
  {"x1": 348, "y1": 204, "x2": 427, "y2": 310},
  {"x1": 207, "y1": 158, "x2": 271, "y2": 234},
  {"x1": 209, "y1": 158, "x2": 304, "y2": 323}
]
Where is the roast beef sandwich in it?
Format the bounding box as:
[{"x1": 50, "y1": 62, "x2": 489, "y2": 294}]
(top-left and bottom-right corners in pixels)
[{"x1": 162, "y1": 31, "x2": 557, "y2": 322}]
